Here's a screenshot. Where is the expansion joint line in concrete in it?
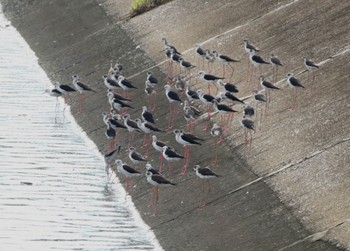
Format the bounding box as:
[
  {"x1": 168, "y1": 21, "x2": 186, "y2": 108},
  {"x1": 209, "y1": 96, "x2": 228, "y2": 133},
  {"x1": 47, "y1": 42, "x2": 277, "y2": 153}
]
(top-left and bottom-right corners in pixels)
[
  {"x1": 153, "y1": 137, "x2": 350, "y2": 237},
  {"x1": 237, "y1": 46, "x2": 350, "y2": 106},
  {"x1": 228, "y1": 136, "x2": 350, "y2": 196},
  {"x1": 278, "y1": 219, "x2": 350, "y2": 251},
  {"x1": 123, "y1": 0, "x2": 301, "y2": 80},
  {"x1": 193, "y1": 46, "x2": 350, "y2": 125}
]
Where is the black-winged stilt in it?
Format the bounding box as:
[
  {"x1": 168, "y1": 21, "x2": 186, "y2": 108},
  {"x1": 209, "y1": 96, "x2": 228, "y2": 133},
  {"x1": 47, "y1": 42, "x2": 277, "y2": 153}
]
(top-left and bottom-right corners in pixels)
[
  {"x1": 135, "y1": 118, "x2": 163, "y2": 151},
  {"x1": 117, "y1": 75, "x2": 138, "y2": 98},
  {"x1": 253, "y1": 90, "x2": 267, "y2": 123},
  {"x1": 196, "y1": 89, "x2": 215, "y2": 131},
  {"x1": 185, "y1": 85, "x2": 199, "y2": 101},
  {"x1": 146, "y1": 171, "x2": 175, "y2": 215},
  {"x1": 212, "y1": 99, "x2": 237, "y2": 130},
  {"x1": 164, "y1": 84, "x2": 182, "y2": 130},
  {"x1": 241, "y1": 116, "x2": 255, "y2": 151},
  {"x1": 259, "y1": 75, "x2": 280, "y2": 116},
  {"x1": 128, "y1": 146, "x2": 147, "y2": 165},
  {"x1": 303, "y1": 57, "x2": 320, "y2": 81},
  {"x1": 215, "y1": 91, "x2": 244, "y2": 105},
  {"x1": 195, "y1": 44, "x2": 206, "y2": 69},
  {"x1": 247, "y1": 50, "x2": 270, "y2": 84},
  {"x1": 213, "y1": 50, "x2": 240, "y2": 80},
  {"x1": 179, "y1": 58, "x2": 196, "y2": 76},
  {"x1": 146, "y1": 71, "x2": 159, "y2": 86},
  {"x1": 141, "y1": 105, "x2": 155, "y2": 124},
  {"x1": 243, "y1": 39, "x2": 260, "y2": 53},
  {"x1": 102, "y1": 75, "x2": 120, "y2": 90},
  {"x1": 286, "y1": 73, "x2": 305, "y2": 110},
  {"x1": 162, "y1": 146, "x2": 185, "y2": 172},
  {"x1": 217, "y1": 80, "x2": 239, "y2": 93},
  {"x1": 114, "y1": 159, "x2": 142, "y2": 192},
  {"x1": 107, "y1": 92, "x2": 133, "y2": 114},
  {"x1": 210, "y1": 123, "x2": 223, "y2": 165},
  {"x1": 104, "y1": 145, "x2": 121, "y2": 176},
  {"x1": 198, "y1": 71, "x2": 224, "y2": 95},
  {"x1": 72, "y1": 75, "x2": 96, "y2": 114},
  {"x1": 105, "y1": 122, "x2": 117, "y2": 151},
  {"x1": 152, "y1": 135, "x2": 172, "y2": 172},
  {"x1": 270, "y1": 53, "x2": 284, "y2": 82},
  {"x1": 123, "y1": 114, "x2": 141, "y2": 147},
  {"x1": 193, "y1": 164, "x2": 219, "y2": 208},
  {"x1": 145, "y1": 81, "x2": 156, "y2": 112},
  {"x1": 173, "y1": 129, "x2": 203, "y2": 175}
]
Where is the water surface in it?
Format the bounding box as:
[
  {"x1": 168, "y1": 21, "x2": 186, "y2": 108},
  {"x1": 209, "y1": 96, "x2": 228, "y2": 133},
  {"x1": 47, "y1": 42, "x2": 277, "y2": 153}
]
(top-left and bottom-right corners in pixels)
[{"x1": 0, "y1": 10, "x2": 161, "y2": 251}]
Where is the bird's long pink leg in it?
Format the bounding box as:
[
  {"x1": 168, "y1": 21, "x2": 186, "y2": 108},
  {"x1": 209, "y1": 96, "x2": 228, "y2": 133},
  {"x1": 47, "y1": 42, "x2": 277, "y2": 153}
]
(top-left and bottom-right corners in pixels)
[
  {"x1": 148, "y1": 96, "x2": 156, "y2": 113},
  {"x1": 199, "y1": 181, "x2": 205, "y2": 208},
  {"x1": 141, "y1": 134, "x2": 148, "y2": 148},
  {"x1": 152, "y1": 187, "x2": 159, "y2": 216},
  {"x1": 186, "y1": 121, "x2": 191, "y2": 132},
  {"x1": 167, "y1": 103, "x2": 173, "y2": 131},
  {"x1": 109, "y1": 138, "x2": 115, "y2": 151},
  {"x1": 180, "y1": 146, "x2": 188, "y2": 176},
  {"x1": 75, "y1": 93, "x2": 83, "y2": 115},
  {"x1": 247, "y1": 61, "x2": 251, "y2": 82},
  {"x1": 214, "y1": 83, "x2": 219, "y2": 96},
  {"x1": 249, "y1": 131, "x2": 253, "y2": 153},
  {"x1": 244, "y1": 129, "x2": 248, "y2": 144},
  {"x1": 159, "y1": 153, "x2": 164, "y2": 173},
  {"x1": 207, "y1": 180, "x2": 211, "y2": 193},
  {"x1": 192, "y1": 119, "x2": 197, "y2": 131},
  {"x1": 149, "y1": 186, "x2": 155, "y2": 208},
  {"x1": 144, "y1": 135, "x2": 152, "y2": 156},
  {"x1": 185, "y1": 147, "x2": 190, "y2": 168},
  {"x1": 147, "y1": 97, "x2": 151, "y2": 110},
  {"x1": 211, "y1": 143, "x2": 218, "y2": 165},
  {"x1": 229, "y1": 65, "x2": 234, "y2": 81},
  {"x1": 203, "y1": 105, "x2": 211, "y2": 131},
  {"x1": 125, "y1": 177, "x2": 130, "y2": 194},
  {"x1": 224, "y1": 114, "x2": 231, "y2": 131}
]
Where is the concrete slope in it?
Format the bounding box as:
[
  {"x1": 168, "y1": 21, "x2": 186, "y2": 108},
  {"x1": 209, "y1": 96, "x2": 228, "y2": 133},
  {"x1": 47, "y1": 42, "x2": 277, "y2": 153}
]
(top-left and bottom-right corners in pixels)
[
  {"x1": 1, "y1": 0, "x2": 348, "y2": 250},
  {"x1": 115, "y1": 0, "x2": 350, "y2": 249}
]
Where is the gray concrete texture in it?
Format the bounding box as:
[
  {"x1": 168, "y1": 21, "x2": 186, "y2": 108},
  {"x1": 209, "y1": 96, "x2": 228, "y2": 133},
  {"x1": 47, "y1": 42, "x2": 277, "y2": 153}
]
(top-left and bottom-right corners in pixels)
[{"x1": 1, "y1": 0, "x2": 349, "y2": 250}]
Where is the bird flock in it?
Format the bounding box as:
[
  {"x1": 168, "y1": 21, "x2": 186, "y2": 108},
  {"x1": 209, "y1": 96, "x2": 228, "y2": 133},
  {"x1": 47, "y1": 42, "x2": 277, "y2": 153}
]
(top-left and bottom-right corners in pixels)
[{"x1": 45, "y1": 37, "x2": 320, "y2": 215}]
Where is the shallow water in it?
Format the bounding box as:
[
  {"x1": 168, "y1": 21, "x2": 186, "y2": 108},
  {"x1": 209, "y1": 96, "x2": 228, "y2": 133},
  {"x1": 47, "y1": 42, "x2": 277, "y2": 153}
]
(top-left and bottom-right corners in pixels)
[{"x1": 0, "y1": 10, "x2": 161, "y2": 251}]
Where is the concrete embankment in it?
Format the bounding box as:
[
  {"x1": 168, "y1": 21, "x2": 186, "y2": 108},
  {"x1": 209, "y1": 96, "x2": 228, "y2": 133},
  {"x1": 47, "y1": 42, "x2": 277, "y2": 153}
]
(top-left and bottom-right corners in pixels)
[{"x1": 2, "y1": 0, "x2": 349, "y2": 250}]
